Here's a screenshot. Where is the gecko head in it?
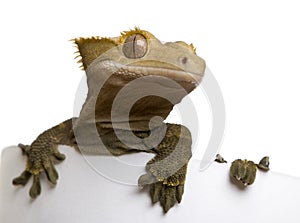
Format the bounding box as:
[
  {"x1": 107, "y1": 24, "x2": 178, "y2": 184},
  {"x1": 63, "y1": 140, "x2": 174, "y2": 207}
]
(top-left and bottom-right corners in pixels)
[{"x1": 72, "y1": 27, "x2": 206, "y2": 91}]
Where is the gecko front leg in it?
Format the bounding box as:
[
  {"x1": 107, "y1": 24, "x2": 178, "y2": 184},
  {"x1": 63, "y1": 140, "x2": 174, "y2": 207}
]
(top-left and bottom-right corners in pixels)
[
  {"x1": 138, "y1": 124, "x2": 192, "y2": 213},
  {"x1": 12, "y1": 118, "x2": 76, "y2": 198}
]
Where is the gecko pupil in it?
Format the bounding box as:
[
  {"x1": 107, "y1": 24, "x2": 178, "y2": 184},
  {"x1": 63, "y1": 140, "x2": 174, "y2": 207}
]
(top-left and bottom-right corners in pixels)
[{"x1": 123, "y1": 34, "x2": 148, "y2": 59}]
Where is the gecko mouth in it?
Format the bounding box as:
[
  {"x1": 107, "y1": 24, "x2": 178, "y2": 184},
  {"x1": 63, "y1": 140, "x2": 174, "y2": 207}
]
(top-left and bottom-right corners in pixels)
[{"x1": 105, "y1": 60, "x2": 205, "y2": 86}]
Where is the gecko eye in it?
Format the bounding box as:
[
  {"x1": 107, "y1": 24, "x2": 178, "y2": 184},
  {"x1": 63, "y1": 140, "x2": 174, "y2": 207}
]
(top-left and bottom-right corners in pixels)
[{"x1": 122, "y1": 34, "x2": 148, "y2": 59}]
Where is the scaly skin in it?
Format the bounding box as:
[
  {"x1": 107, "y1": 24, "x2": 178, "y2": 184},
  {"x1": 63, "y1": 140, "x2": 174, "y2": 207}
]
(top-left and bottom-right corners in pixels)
[
  {"x1": 230, "y1": 159, "x2": 257, "y2": 186},
  {"x1": 13, "y1": 119, "x2": 75, "y2": 198},
  {"x1": 217, "y1": 156, "x2": 270, "y2": 186},
  {"x1": 12, "y1": 28, "x2": 206, "y2": 213}
]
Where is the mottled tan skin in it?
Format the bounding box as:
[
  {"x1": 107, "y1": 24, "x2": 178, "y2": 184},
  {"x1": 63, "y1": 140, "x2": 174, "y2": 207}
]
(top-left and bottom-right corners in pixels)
[{"x1": 12, "y1": 28, "x2": 206, "y2": 213}]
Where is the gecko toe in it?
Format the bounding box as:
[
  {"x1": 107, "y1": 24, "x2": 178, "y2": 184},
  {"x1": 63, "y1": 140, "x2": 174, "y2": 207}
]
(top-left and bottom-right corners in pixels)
[
  {"x1": 53, "y1": 151, "x2": 66, "y2": 161},
  {"x1": 176, "y1": 184, "x2": 184, "y2": 203},
  {"x1": 160, "y1": 185, "x2": 177, "y2": 213},
  {"x1": 43, "y1": 161, "x2": 59, "y2": 185},
  {"x1": 12, "y1": 170, "x2": 32, "y2": 186},
  {"x1": 138, "y1": 173, "x2": 157, "y2": 187},
  {"x1": 29, "y1": 175, "x2": 41, "y2": 199},
  {"x1": 18, "y1": 143, "x2": 30, "y2": 155},
  {"x1": 150, "y1": 182, "x2": 162, "y2": 204}
]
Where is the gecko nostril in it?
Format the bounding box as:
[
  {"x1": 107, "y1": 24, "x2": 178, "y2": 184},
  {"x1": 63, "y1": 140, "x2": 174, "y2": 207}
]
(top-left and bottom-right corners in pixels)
[{"x1": 180, "y1": 57, "x2": 188, "y2": 65}]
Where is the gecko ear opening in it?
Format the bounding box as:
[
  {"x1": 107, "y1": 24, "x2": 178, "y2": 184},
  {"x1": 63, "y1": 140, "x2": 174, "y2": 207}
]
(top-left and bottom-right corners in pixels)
[{"x1": 72, "y1": 37, "x2": 117, "y2": 70}]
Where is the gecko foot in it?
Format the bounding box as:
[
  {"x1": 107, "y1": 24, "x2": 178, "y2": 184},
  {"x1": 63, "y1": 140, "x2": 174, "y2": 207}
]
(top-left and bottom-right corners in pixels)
[
  {"x1": 12, "y1": 143, "x2": 66, "y2": 198},
  {"x1": 138, "y1": 164, "x2": 187, "y2": 213},
  {"x1": 230, "y1": 159, "x2": 257, "y2": 186}
]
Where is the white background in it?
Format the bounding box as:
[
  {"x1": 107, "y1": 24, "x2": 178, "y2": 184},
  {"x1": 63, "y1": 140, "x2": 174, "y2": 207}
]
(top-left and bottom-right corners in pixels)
[
  {"x1": 2, "y1": 148, "x2": 300, "y2": 223},
  {"x1": 0, "y1": 0, "x2": 299, "y2": 177}
]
